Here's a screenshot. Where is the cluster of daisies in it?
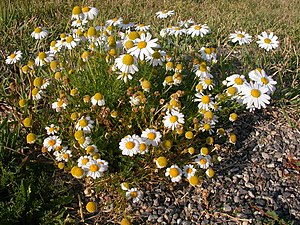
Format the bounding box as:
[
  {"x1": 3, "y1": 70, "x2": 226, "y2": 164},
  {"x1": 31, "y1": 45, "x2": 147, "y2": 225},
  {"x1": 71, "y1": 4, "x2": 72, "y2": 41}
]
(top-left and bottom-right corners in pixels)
[{"x1": 5, "y1": 6, "x2": 281, "y2": 218}]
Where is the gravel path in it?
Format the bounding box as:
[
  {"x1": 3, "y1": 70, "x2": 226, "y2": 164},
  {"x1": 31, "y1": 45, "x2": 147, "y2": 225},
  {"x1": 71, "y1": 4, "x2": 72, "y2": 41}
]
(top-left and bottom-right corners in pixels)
[{"x1": 126, "y1": 108, "x2": 300, "y2": 224}]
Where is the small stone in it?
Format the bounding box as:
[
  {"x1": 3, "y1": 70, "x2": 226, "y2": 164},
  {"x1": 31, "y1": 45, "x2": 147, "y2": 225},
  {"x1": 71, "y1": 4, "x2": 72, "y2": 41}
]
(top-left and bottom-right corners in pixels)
[
  {"x1": 243, "y1": 173, "x2": 250, "y2": 183},
  {"x1": 267, "y1": 163, "x2": 275, "y2": 168},
  {"x1": 157, "y1": 216, "x2": 164, "y2": 223},
  {"x1": 261, "y1": 152, "x2": 269, "y2": 159},
  {"x1": 248, "y1": 191, "x2": 255, "y2": 198},
  {"x1": 223, "y1": 205, "x2": 232, "y2": 212},
  {"x1": 245, "y1": 182, "x2": 255, "y2": 188}
]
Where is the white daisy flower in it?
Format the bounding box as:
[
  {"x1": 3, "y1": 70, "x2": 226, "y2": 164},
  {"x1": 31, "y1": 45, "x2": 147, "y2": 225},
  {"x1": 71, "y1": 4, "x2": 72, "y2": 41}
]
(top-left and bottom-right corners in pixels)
[
  {"x1": 63, "y1": 35, "x2": 80, "y2": 49},
  {"x1": 121, "y1": 182, "x2": 130, "y2": 191},
  {"x1": 96, "y1": 159, "x2": 109, "y2": 172},
  {"x1": 85, "y1": 145, "x2": 99, "y2": 155},
  {"x1": 71, "y1": 18, "x2": 88, "y2": 28},
  {"x1": 91, "y1": 93, "x2": 105, "y2": 106},
  {"x1": 155, "y1": 10, "x2": 174, "y2": 19},
  {"x1": 54, "y1": 148, "x2": 72, "y2": 162},
  {"x1": 241, "y1": 82, "x2": 271, "y2": 111},
  {"x1": 163, "y1": 109, "x2": 185, "y2": 130},
  {"x1": 195, "y1": 155, "x2": 211, "y2": 169},
  {"x1": 52, "y1": 98, "x2": 67, "y2": 112},
  {"x1": 45, "y1": 124, "x2": 58, "y2": 135},
  {"x1": 199, "y1": 47, "x2": 217, "y2": 62},
  {"x1": 78, "y1": 136, "x2": 91, "y2": 148},
  {"x1": 165, "y1": 165, "x2": 182, "y2": 182},
  {"x1": 183, "y1": 164, "x2": 197, "y2": 178},
  {"x1": 115, "y1": 54, "x2": 139, "y2": 74},
  {"x1": 248, "y1": 68, "x2": 277, "y2": 94},
  {"x1": 86, "y1": 160, "x2": 103, "y2": 179},
  {"x1": 169, "y1": 26, "x2": 186, "y2": 37},
  {"x1": 77, "y1": 155, "x2": 93, "y2": 169},
  {"x1": 141, "y1": 128, "x2": 162, "y2": 146},
  {"x1": 137, "y1": 139, "x2": 149, "y2": 154},
  {"x1": 71, "y1": 6, "x2": 83, "y2": 20},
  {"x1": 106, "y1": 17, "x2": 122, "y2": 26},
  {"x1": 178, "y1": 19, "x2": 195, "y2": 28},
  {"x1": 194, "y1": 62, "x2": 213, "y2": 79},
  {"x1": 118, "y1": 19, "x2": 135, "y2": 30},
  {"x1": 126, "y1": 188, "x2": 143, "y2": 203},
  {"x1": 229, "y1": 31, "x2": 252, "y2": 45},
  {"x1": 82, "y1": 6, "x2": 99, "y2": 20},
  {"x1": 75, "y1": 116, "x2": 94, "y2": 134},
  {"x1": 146, "y1": 50, "x2": 166, "y2": 66},
  {"x1": 202, "y1": 110, "x2": 219, "y2": 125},
  {"x1": 226, "y1": 74, "x2": 247, "y2": 92},
  {"x1": 35, "y1": 51, "x2": 53, "y2": 66},
  {"x1": 199, "y1": 77, "x2": 214, "y2": 90},
  {"x1": 119, "y1": 135, "x2": 140, "y2": 157},
  {"x1": 5, "y1": 50, "x2": 22, "y2": 64},
  {"x1": 199, "y1": 122, "x2": 215, "y2": 134},
  {"x1": 31, "y1": 88, "x2": 43, "y2": 100},
  {"x1": 43, "y1": 136, "x2": 62, "y2": 152},
  {"x1": 116, "y1": 72, "x2": 133, "y2": 83},
  {"x1": 187, "y1": 24, "x2": 211, "y2": 38},
  {"x1": 257, "y1": 31, "x2": 279, "y2": 51},
  {"x1": 135, "y1": 23, "x2": 151, "y2": 32},
  {"x1": 49, "y1": 41, "x2": 61, "y2": 54},
  {"x1": 194, "y1": 93, "x2": 215, "y2": 111},
  {"x1": 129, "y1": 95, "x2": 141, "y2": 106},
  {"x1": 31, "y1": 27, "x2": 48, "y2": 40},
  {"x1": 155, "y1": 156, "x2": 168, "y2": 168},
  {"x1": 128, "y1": 33, "x2": 160, "y2": 61}
]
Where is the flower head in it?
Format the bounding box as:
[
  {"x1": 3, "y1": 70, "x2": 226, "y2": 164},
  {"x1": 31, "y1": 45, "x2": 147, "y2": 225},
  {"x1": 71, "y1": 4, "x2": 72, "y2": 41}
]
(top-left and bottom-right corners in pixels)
[
  {"x1": 165, "y1": 165, "x2": 182, "y2": 182},
  {"x1": 257, "y1": 31, "x2": 279, "y2": 51},
  {"x1": 31, "y1": 27, "x2": 48, "y2": 40},
  {"x1": 229, "y1": 31, "x2": 252, "y2": 45},
  {"x1": 5, "y1": 51, "x2": 22, "y2": 64}
]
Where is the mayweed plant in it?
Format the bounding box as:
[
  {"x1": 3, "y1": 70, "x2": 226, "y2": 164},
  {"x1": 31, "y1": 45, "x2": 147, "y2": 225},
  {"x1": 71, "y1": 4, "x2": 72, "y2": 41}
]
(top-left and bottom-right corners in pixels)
[{"x1": 5, "y1": 5, "x2": 279, "y2": 221}]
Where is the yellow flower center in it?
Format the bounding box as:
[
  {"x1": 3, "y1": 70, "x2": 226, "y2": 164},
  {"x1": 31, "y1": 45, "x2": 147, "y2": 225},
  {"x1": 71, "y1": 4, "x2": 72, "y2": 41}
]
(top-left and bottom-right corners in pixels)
[
  {"x1": 200, "y1": 158, "x2": 207, "y2": 165},
  {"x1": 139, "y1": 143, "x2": 147, "y2": 152},
  {"x1": 157, "y1": 157, "x2": 167, "y2": 167},
  {"x1": 147, "y1": 132, "x2": 156, "y2": 140},
  {"x1": 169, "y1": 115, "x2": 178, "y2": 123},
  {"x1": 194, "y1": 25, "x2": 201, "y2": 30},
  {"x1": 63, "y1": 153, "x2": 69, "y2": 159},
  {"x1": 10, "y1": 53, "x2": 16, "y2": 59},
  {"x1": 38, "y1": 52, "x2": 47, "y2": 60},
  {"x1": 79, "y1": 119, "x2": 88, "y2": 127},
  {"x1": 206, "y1": 168, "x2": 214, "y2": 178},
  {"x1": 128, "y1": 31, "x2": 140, "y2": 40},
  {"x1": 199, "y1": 64, "x2": 207, "y2": 72},
  {"x1": 86, "y1": 146, "x2": 95, "y2": 154},
  {"x1": 234, "y1": 77, "x2": 243, "y2": 85},
  {"x1": 204, "y1": 111, "x2": 213, "y2": 120},
  {"x1": 251, "y1": 89, "x2": 261, "y2": 98},
  {"x1": 230, "y1": 113, "x2": 238, "y2": 121},
  {"x1": 123, "y1": 19, "x2": 129, "y2": 24},
  {"x1": 264, "y1": 38, "x2": 271, "y2": 44},
  {"x1": 261, "y1": 77, "x2": 269, "y2": 84},
  {"x1": 203, "y1": 123, "x2": 211, "y2": 131},
  {"x1": 33, "y1": 77, "x2": 43, "y2": 87},
  {"x1": 124, "y1": 40, "x2": 134, "y2": 50},
  {"x1": 66, "y1": 36, "x2": 73, "y2": 43},
  {"x1": 72, "y1": 6, "x2": 81, "y2": 15},
  {"x1": 122, "y1": 54, "x2": 134, "y2": 65},
  {"x1": 227, "y1": 86, "x2": 237, "y2": 95},
  {"x1": 94, "y1": 93, "x2": 103, "y2": 100},
  {"x1": 130, "y1": 191, "x2": 138, "y2": 198},
  {"x1": 74, "y1": 130, "x2": 84, "y2": 140},
  {"x1": 87, "y1": 27, "x2": 96, "y2": 36},
  {"x1": 32, "y1": 88, "x2": 39, "y2": 96},
  {"x1": 169, "y1": 168, "x2": 179, "y2": 177},
  {"x1": 137, "y1": 41, "x2": 147, "y2": 49},
  {"x1": 48, "y1": 139, "x2": 56, "y2": 146},
  {"x1": 196, "y1": 83, "x2": 203, "y2": 92},
  {"x1": 201, "y1": 95, "x2": 210, "y2": 104},
  {"x1": 125, "y1": 141, "x2": 135, "y2": 149},
  {"x1": 204, "y1": 78, "x2": 212, "y2": 85},
  {"x1": 78, "y1": 137, "x2": 85, "y2": 145},
  {"x1": 57, "y1": 100, "x2": 63, "y2": 107},
  {"x1": 201, "y1": 147, "x2": 209, "y2": 155},
  {"x1": 34, "y1": 27, "x2": 42, "y2": 33},
  {"x1": 189, "y1": 176, "x2": 199, "y2": 186},
  {"x1": 86, "y1": 202, "x2": 97, "y2": 213},
  {"x1": 204, "y1": 48, "x2": 212, "y2": 54},
  {"x1": 82, "y1": 6, "x2": 90, "y2": 13},
  {"x1": 90, "y1": 164, "x2": 99, "y2": 172},
  {"x1": 49, "y1": 127, "x2": 55, "y2": 133},
  {"x1": 71, "y1": 166, "x2": 84, "y2": 178},
  {"x1": 82, "y1": 158, "x2": 89, "y2": 165},
  {"x1": 185, "y1": 131, "x2": 193, "y2": 139},
  {"x1": 256, "y1": 68, "x2": 262, "y2": 73},
  {"x1": 237, "y1": 33, "x2": 244, "y2": 38},
  {"x1": 174, "y1": 27, "x2": 181, "y2": 31},
  {"x1": 186, "y1": 168, "x2": 193, "y2": 174},
  {"x1": 230, "y1": 133, "x2": 237, "y2": 143},
  {"x1": 152, "y1": 51, "x2": 161, "y2": 59},
  {"x1": 165, "y1": 76, "x2": 173, "y2": 84}
]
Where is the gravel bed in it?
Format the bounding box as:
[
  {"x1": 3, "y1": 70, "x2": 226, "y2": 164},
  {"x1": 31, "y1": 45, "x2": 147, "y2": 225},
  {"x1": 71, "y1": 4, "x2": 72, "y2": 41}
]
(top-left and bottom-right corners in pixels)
[{"x1": 126, "y1": 108, "x2": 300, "y2": 224}]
